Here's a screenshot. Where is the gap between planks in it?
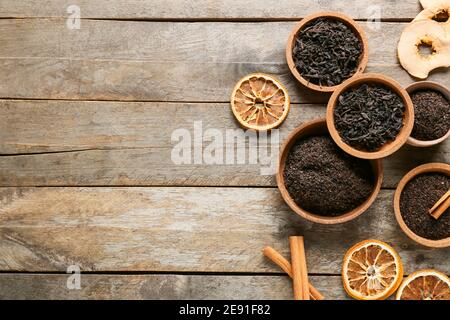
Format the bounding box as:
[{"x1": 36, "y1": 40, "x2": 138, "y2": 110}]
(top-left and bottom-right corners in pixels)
[
  {"x1": 0, "y1": 270, "x2": 337, "y2": 276},
  {"x1": 0, "y1": 17, "x2": 414, "y2": 23},
  {"x1": 0, "y1": 185, "x2": 399, "y2": 190},
  {"x1": 0, "y1": 98, "x2": 319, "y2": 105}
]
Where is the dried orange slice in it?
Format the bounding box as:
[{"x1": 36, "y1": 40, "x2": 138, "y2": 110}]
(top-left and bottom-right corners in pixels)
[
  {"x1": 396, "y1": 269, "x2": 450, "y2": 300},
  {"x1": 342, "y1": 239, "x2": 403, "y2": 300},
  {"x1": 230, "y1": 73, "x2": 290, "y2": 131}
]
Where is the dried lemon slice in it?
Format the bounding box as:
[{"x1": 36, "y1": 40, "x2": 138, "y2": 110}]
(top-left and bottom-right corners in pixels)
[
  {"x1": 396, "y1": 269, "x2": 450, "y2": 300},
  {"x1": 230, "y1": 73, "x2": 290, "y2": 131},
  {"x1": 342, "y1": 239, "x2": 403, "y2": 300}
]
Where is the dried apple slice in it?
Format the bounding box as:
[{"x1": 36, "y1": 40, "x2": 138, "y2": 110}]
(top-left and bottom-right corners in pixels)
[
  {"x1": 342, "y1": 239, "x2": 403, "y2": 300},
  {"x1": 415, "y1": 1, "x2": 450, "y2": 33},
  {"x1": 231, "y1": 73, "x2": 290, "y2": 131},
  {"x1": 420, "y1": 0, "x2": 450, "y2": 10},
  {"x1": 398, "y1": 20, "x2": 450, "y2": 79},
  {"x1": 396, "y1": 269, "x2": 450, "y2": 300}
]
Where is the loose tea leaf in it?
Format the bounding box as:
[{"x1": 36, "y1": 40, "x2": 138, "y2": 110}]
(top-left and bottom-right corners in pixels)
[
  {"x1": 400, "y1": 173, "x2": 450, "y2": 241},
  {"x1": 410, "y1": 89, "x2": 450, "y2": 141},
  {"x1": 284, "y1": 135, "x2": 374, "y2": 217},
  {"x1": 292, "y1": 18, "x2": 363, "y2": 87},
  {"x1": 334, "y1": 84, "x2": 405, "y2": 151}
]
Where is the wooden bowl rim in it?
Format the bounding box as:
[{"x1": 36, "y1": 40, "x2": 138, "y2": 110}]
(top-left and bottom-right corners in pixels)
[
  {"x1": 285, "y1": 11, "x2": 369, "y2": 93},
  {"x1": 276, "y1": 118, "x2": 383, "y2": 225},
  {"x1": 405, "y1": 81, "x2": 450, "y2": 147},
  {"x1": 326, "y1": 73, "x2": 415, "y2": 159},
  {"x1": 393, "y1": 163, "x2": 450, "y2": 248}
]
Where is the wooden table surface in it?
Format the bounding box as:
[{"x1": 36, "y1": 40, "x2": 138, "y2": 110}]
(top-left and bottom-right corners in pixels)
[{"x1": 0, "y1": 0, "x2": 449, "y2": 300}]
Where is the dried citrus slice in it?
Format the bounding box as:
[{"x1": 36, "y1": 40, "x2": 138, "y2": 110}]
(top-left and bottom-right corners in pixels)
[
  {"x1": 230, "y1": 73, "x2": 290, "y2": 131},
  {"x1": 396, "y1": 269, "x2": 450, "y2": 300},
  {"x1": 342, "y1": 239, "x2": 403, "y2": 300}
]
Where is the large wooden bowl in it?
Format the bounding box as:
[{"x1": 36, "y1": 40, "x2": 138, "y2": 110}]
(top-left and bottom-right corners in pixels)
[
  {"x1": 286, "y1": 11, "x2": 369, "y2": 93},
  {"x1": 393, "y1": 163, "x2": 450, "y2": 248},
  {"x1": 326, "y1": 73, "x2": 415, "y2": 159},
  {"x1": 406, "y1": 81, "x2": 450, "y2": 147},
  {"x1": 277, "y1": 118, "x2": 383, "y2": 224}
]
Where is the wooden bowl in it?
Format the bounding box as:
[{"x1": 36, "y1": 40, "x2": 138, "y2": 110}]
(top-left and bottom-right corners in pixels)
[
  {"x1": 286, "y1": 11, "x2": 369, "y2": 93},
  {"x1": 277, "y1": 118, "x2": 383, "y2": 224},
  {"x1": 406, "y1": 81, "x2": 450, "y2": 147},
  {"x1": 393, "y1": 163, "x2": 450, "y2": 248},
  {"x1": 326, "y1": 73, "x2": 415, "y2": 160}
]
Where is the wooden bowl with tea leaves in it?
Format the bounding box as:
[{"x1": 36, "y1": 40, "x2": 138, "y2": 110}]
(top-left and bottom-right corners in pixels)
[
  {"x1": 286, "y1": 11, "x2": 369, "y2": 93},
  {"x1": 326, "y1": 73, "x2": 414, "y2": 160},
  {"x1": 405, "y1": 81, "x2": 450, "y2": 148},
  {"x1": 277, "y1": 118, "x2": 383, "y2": 225},
  {"x1": 393, "y1": 163, "x2": 450, "y2": 248}
]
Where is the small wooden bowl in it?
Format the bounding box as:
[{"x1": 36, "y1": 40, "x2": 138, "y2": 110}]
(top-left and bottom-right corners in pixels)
[
  {"x1": 277, "y1": 118, "x2": 383, "y2": 224},
  {"x1": 286, "y1": 11, "x2": 369, "y2": 93},
  {"x1": 406, "y1": 81, "x2": 450, "y2": 147},
  {"x1": 393, "y1": 163, "x2": 450, "y2": 249},
  {"x1": 326, "y1": 73, "x2": 415, "y2": 160}
]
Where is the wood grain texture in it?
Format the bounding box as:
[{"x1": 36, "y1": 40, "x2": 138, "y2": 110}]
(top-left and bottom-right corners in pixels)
[
  {"x1": 0, "y1": 20, "x2": 448, "y2": 103},
  {"x1": 0, "y1": 274, "x2": 346, "y2": 300},
  {"x1": 0, "y1": 0, "x2": 422, "y2": 20},
  {"x1": 1, "y1": 100, "x2": 448, "y2": 187},
  {"x1": 0, "y1": 187, "x2": 448, "y2": 274},
  {"x1": 1, "y1": 1, "x2": 447, "y2": 301}
]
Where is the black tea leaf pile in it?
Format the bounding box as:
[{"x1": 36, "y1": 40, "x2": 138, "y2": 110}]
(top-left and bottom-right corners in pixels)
[
  {"x1": 284, "y1": 135, "x2": 374, "y2": 217},
  {"x1": 410, "y1": 89, "x2": 450, "y2": 141},
  {"x1": 400, "y1": 173, "x2": 450, "y2": 240},
  {"x1": 292, "y1": 18, "x2": 363, "y2": 87},
  {"x1": 334, "y1": 83, "x2": 405, "y2": 151}
]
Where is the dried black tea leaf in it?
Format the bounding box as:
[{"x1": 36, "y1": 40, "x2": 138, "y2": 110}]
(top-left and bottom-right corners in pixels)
[
  {"x1": 284, "y1": 135, "x2": 374, "y2": 217},
  {"x1": 410, "y1": 89, "x2": 450, "y2": 141},
  {"x1": 400, "y1": 173, "x2": 450, "y2": 240},
  {"x1": 292, "y1": 18, "x2": 363, "y2": 87},
  {"x1": 334, "y1": 84, "x2": 405, "y2": 151}
]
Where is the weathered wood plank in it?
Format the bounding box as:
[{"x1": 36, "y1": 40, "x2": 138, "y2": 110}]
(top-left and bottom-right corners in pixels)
[
  {"x1": 0, "y1": 274, "x2": 346, "y2": 300},
  {"x1": 0, "y1": 0, "x2": 421, "y2": 20},
  {"x1": 0, "y1": 20, "x2": 448, "y2": 103},
  {"x1": 1, "y1": 100, "x2": 448, "y2": 188},
  {"x1": 0, "y1": 187, "x2": 448, "y2": 274},
  {"x1": 0, "y1": 19, "x2": 407, "y2": 65}
]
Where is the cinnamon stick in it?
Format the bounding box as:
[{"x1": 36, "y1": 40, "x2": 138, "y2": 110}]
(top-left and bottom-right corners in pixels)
[
  {"x1": 289, "y1": 236, "x2": 310, "y2": 300},
  {"x1": 429, "y1": 189, "x2": 450, "y2": 220},
  {"x1": 263, "y1": 246, "x2": 292, "y2": 277},
  {"x1": 262, "y1": 246, "x2": 324, "y2": 300}
]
